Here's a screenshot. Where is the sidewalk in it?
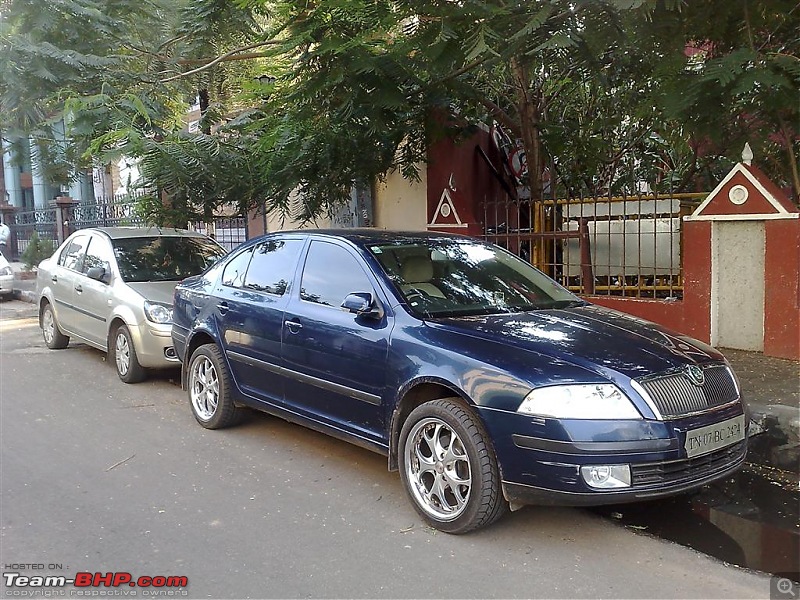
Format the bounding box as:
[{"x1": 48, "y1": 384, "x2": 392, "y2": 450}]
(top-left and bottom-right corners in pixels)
[
  {"x1": 723, "y1": 349, "x2": 799, "y2": 474},
  {"x1": 6, "y1": 260, "x2": 798, "y2": 472}
]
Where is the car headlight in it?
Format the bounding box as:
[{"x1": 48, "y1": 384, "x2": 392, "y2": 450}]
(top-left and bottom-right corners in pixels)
[
  {"x1": 517, "y1": 384, "x2": 642, "y2": 420},
  {"x1": 0, "y1": 266, "x2": 12, "y2": 276},
  {"x1": 144, "y1": 301, "x2": 172, "y2": 324}
]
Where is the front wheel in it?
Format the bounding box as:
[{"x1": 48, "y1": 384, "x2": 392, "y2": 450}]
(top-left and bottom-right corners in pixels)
[
  {"x1": 399, "y1": 398, "x2": 508, "y2": 534},
  {"x1": 112, "y1": 324, "x2": 145, "y2": 383},
  {"x1": 187, "y1": 344, "x2": 240, "y2": 429}
]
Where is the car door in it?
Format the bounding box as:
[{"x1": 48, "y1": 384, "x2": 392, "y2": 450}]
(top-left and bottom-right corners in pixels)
[
  {"x1": 50, "y1": 233, "x2": 91, "y2": 335},
  {"x1": 215, "y1": 237, "x2": 304, "y2": 405},
  {"x1": 281, "y1": 239, "x2": 390, "y2": 442},
  {"x1": 73, "y1": 233, "x2": 116, "y2": 346}
]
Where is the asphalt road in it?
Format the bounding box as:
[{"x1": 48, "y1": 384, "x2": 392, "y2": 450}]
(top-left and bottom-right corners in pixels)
[{"x1": 0, "y1": 299, "x2": 773, "y2": 599}]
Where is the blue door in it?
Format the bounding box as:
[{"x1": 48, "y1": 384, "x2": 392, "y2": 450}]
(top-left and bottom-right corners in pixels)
[
  {"x1": 281, "y1": 240, "x2": 391, "y2": 443},
  {"x1": 215, "y1": 238, "x2": 304, "y2": 405}
]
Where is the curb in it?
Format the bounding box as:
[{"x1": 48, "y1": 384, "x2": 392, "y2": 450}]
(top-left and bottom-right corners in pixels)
[
  {"x1": 747, "y1": 403, "x2": 800, "y2": 474},
  {"x1": 12, "y1": 288, "x2": 36, "y2": 304}
]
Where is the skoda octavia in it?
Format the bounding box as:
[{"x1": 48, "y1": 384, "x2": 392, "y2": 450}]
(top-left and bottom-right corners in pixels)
[{"x1": 172, "y1": 230, "x2": 747, "y2": 533}]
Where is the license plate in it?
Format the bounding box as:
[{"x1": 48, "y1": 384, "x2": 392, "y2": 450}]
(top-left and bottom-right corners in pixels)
[{"x1": 684, "y1": 415, "x2": 745, "y2": 458}]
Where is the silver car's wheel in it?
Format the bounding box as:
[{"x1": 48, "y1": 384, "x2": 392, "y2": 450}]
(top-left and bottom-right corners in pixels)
[
  {"x1": 112, "y1": 325, "x2": 145, "y2": 383},
  {"x1": 190, "y1": 354, "x2": 219, "y2": 421},
  {"x1": 41, "y1": 302, "x2": 69, "y2": 349},
  {"x1": 399, "y1": 398, "x2": 507, "y2": 534},
  {"x1": 404, "y1": 417, "x2": 472, "y2": 521},
  {"x1": 115, "y1": 332, "x2": 130, "y2": 375},
  {"x1": 187, "y1": 344, "x2": 240, "y2": 429}
]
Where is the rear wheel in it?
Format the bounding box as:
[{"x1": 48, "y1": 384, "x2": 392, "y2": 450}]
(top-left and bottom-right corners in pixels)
[
  {"x1": 399, "y1": 398, "x2": 508, "y2": 534},
  {"x1": 41, "y1": 302, "x2": 69, "y2": 349},
  {"x1": 112, "y1": 324, "x2": 145, "y2": 383},
  {"x1": 187, "y1": 344, "x2": 240, "y2": 429}
]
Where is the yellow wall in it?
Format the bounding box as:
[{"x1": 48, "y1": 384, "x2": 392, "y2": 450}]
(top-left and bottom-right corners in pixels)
[
  {"x1": 373, "y1": 167, "x2": 428, "y2": 230},
  {"x1": 248, "y1": 165, "x2": 428, "y2": 235}
]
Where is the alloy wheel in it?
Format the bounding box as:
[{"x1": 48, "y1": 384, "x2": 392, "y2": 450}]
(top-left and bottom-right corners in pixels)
[
  {"x1": 115, "y1": 332, "x2": 130, "y2": 376},
  {"x1": 190, "y1": 355, "x2": 219, "y2": 421},
  {"x1": 404, "y1": 417, "x2": 472, "y2": 521}
]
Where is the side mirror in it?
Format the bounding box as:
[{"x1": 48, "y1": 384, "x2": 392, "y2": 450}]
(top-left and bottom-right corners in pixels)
[
  {"x1": 341, "y1": 292, "x2": 384, "y2": 319},
  {"x1": 86, "y1": 266, "x2": 110, "y2": 284}
]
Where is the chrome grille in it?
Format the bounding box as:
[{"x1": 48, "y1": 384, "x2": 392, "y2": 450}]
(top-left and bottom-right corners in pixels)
[{"x1": 637, "y1": 364, "x2": 739, "y2": 419}]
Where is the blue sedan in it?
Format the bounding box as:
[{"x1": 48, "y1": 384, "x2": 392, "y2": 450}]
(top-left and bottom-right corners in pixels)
[{"x1": 171, "y1": 230, "x2": 747, "y2": 533}]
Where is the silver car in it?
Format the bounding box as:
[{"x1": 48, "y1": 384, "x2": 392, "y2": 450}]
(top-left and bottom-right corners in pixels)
[{"x1": 37, "y1": 227, "x2": 227, "y2": 382}]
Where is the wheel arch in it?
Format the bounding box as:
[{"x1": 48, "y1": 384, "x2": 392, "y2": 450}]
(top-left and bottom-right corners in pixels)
[
  {"x1": 38, "y1": 294, "x2": 51, "y2": 328},
  {"x1": 388, "y1": 378, "x2": 486, "y2": 472},
  {"x1": 181, "y1": 329, "x2": 218, "y2": 390}
]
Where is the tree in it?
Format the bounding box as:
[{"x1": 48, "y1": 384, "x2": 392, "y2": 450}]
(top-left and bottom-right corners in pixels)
[
  {"x1": 650, "y1": 0, "x2": 800, "y2": 198},
  {"x1": 3, "y1": 0, "x2": 796, "y2": 229}
]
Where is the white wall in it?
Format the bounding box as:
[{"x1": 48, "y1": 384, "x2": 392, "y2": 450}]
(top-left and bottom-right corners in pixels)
[{"x1": 711, "y1": 221, "x2": 765, "y2": 350}]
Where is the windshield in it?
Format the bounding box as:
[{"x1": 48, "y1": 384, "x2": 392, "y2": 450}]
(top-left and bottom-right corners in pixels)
[
  {"x1": 369, "y1": 238, "x2": 582, "y2": 318},
  {"x1": 113, "y1": 236, "x2": 227, "y2": 283}
]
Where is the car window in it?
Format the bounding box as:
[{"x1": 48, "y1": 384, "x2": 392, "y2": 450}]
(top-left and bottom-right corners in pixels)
[
  {"x1": 82, "y1": 235, "x2": 114, "y2": 275},
  {"x1": 369, "y1": 238, "x2": 579, "y2": 318},
  {"x1": 242, "y1": 239, "x2": 302, "y2": 295},
  {"x1": 300, "y1": 241, "x2": 373, "y2": 308},
  {"x1": 112, "y1": 236, "x2": 226, "y2": 282},
  {"x1": 59, "y1": 234, "x2": 90, "y2": 272},
  {"x1": 221, "y1": 246, "x2": 254, "y2": 288}
]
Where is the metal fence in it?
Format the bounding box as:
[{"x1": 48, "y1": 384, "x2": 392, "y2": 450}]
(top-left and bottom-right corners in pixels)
[
  {"x1": 482, "y1": 191, "x2": 706, "y2": 299},
  {"x1": 7, "y1": 207, "x2": 59, "y2": 259},
  {"x1": 6, "y1": 195, "x2": 249, "y2": 260},
  {"x1": 187, "y1": 216, "x2": 248, "y2": 252}
]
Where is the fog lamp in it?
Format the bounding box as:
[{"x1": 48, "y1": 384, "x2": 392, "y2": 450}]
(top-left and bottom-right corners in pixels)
[{"x1": 580, "y1": 464, "x2": 631, "y2": 489}]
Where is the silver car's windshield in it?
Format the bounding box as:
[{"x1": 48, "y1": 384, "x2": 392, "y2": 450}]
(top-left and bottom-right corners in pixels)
[
  {"x1": 112, "y1": 236, "x2": 226, "y2": 283},
  {"x1": 368, "y1": 238, "x2": 581, "y2": 318}
]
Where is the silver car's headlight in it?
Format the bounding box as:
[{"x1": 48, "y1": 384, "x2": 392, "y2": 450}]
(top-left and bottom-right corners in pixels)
[
  {"x1": 0, "y1": 266, "x2": 12, "y2": 276},
  {"x1": 517, "y1": 384, "x2": 642, "y2": 420},
  {"x1": 144, "y1": 301, "x2": 172, "y2": 324}
]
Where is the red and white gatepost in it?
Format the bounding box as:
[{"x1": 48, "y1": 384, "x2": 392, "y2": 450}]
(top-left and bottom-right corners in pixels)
[{"x1": 682, "y1": 144, "x2": 799, "y2": 360}]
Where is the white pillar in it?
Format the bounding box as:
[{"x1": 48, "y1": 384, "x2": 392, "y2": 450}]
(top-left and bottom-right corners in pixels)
[
  {"x1": 29, "y1": 137, "x2": 48, "y2": 208},
  {"x1": 2, "y1": 136, "x2": 23, "y2": 207}
]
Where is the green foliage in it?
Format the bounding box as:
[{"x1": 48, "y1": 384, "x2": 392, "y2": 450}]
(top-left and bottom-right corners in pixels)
[
  {"x1": 20, "y1": 232, "x2": 55, "y2": 271},
  {"x1": 2, "y1": 0, "x2": 797, "y2": 226}
]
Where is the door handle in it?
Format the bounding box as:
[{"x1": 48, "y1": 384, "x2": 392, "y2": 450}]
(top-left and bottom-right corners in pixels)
[
  {"x1": 51, "y1": 275, "x2": 58, "y2": 283},
  {"x1": 74, "y1": 285, "x2": 83, "y2": 293},
  {"x1": 285, "y1": 319, "x2": 303, "y2": 333},
  {"x1": 217, "y1": 301, "x2": 229, "y2": 315}
]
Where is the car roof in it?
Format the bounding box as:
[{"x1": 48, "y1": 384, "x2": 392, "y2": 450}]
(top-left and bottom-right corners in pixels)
[
  {"x1": 80, "y1": 227, "x2": 209, "y2": 240},
  {"x1": 274, "y1": 228, "x2": 470, "y2": 246}
]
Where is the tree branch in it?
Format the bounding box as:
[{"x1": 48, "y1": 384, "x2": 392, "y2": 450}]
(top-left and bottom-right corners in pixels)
[
  {"x1": 475, "y1": 96, "x2": 520, "y2": 137},
  {"x1": 161, "y1": 40, "x2": 282, "y2": 83}
]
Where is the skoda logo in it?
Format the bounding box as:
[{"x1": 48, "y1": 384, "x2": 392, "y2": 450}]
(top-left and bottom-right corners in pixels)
[{"x1": 686, "y1": 365, "x2": 705, "y2": 386}]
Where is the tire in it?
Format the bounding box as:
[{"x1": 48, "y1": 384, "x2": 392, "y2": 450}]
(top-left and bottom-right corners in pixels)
[
  {"x1": 399, "y1": 398, "x2": 508, "y2": 534},
  {"x1": 187, "y1": 344, "x2": 240, "y2": 429},
  {"x1": 41, "y1": 302, "x2": 69, "y2": 349},
  {"x1": 112, "y1": 324, "x2": 146, "y2": 384}
]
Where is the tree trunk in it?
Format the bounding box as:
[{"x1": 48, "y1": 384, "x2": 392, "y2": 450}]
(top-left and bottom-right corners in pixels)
[
  {"x1": 511, "y1": 58, "x2": 546, "y2": 270},
  {"x1": 198, "y1": 88, "x2": 211, "y2": 135}
]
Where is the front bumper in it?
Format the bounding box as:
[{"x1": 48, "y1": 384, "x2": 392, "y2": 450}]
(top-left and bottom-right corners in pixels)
[
  {"x1": 481, "y1": 402, "x2": 748, "y2": 507},
  {"x1": 129, "y1": 321, "x2": 180, "y2": 368},
  {"x1": 502, "y1": 439, "x2": 746, "y2": 506}
]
